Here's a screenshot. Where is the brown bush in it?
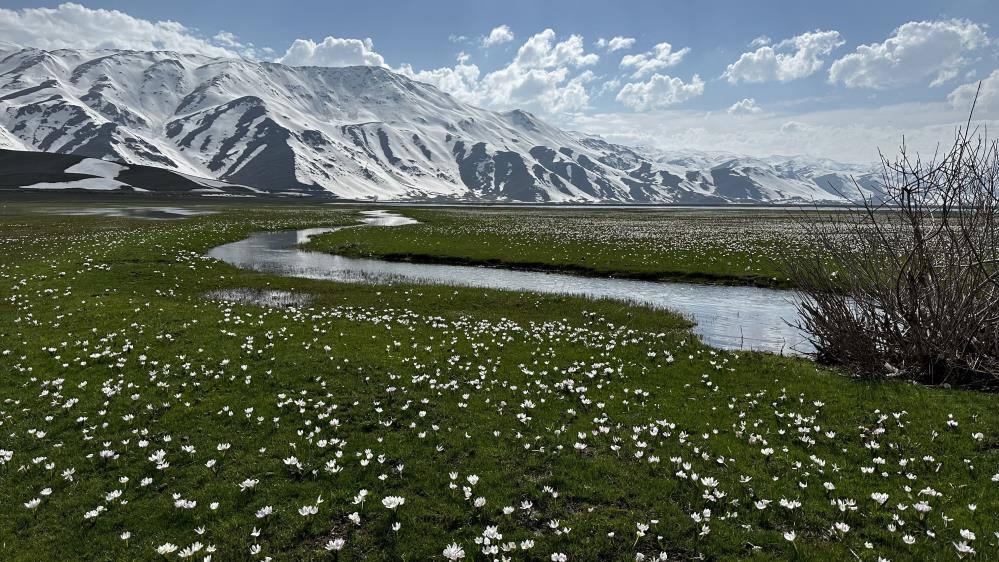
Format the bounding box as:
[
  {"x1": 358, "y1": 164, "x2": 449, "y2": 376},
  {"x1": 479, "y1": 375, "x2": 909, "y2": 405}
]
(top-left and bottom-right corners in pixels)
[{"x1": 786, "y1": 96, "x2": 999, "y2": 389}]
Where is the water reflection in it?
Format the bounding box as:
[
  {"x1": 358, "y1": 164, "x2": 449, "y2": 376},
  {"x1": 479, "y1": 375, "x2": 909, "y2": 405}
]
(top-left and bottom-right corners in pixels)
[
  {"x1": 42, "y1": 206, "x2": 217, "y2": 219},
  {"x1": 208, "y1": 210, "x2": 809, "y2": 355}
]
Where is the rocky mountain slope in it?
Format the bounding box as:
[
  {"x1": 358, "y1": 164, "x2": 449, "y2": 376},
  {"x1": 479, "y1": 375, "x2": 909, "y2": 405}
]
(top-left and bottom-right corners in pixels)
[{"x1": 0, "y1": 42, "x2": 881, "y2": 202}]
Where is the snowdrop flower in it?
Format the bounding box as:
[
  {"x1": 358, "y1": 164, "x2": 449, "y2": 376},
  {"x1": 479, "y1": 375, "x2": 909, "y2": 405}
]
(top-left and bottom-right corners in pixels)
[
  {"x1": 24, "y1": 498, "x2": 41, "y2": 509},
  {"x1": 324, "y1": 538, "x2": 345, "y2": 551},
  {"x1": 443, "y1": 542, "x2": 465, "y2": 560},
  {"x1": 783, "y1": 531, "x2": 796, "y2": 542},
  {"x1": 157, "y1": 543, "x2": 178, "y2": 555},
  {"x1": 953, "y1": 541, "x2": 975, "y2": 557},
  {"x1": 298, "y1": 505, "x2": 318, "y2": 517},
  {"x1": 913, "y1": 502, "x2": 932, "y2": 517},
  {"x1": 353, "y1": 489, "x2": 368, "y2": 505},
  {"x1": 178, "y1": 542, "x2": 203, "y2": 558},
  {"x1": 382, "y1": 496, "x2": 406, "y2": 509}
]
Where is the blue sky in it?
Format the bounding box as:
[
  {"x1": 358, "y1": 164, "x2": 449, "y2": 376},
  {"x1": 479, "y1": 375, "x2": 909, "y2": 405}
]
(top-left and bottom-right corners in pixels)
[{"x1": 2, "y1": 1, "x2": 999, "y2": 162}]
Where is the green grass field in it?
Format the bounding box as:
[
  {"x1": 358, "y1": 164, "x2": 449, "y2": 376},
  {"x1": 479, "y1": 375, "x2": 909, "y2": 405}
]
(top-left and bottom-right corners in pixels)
[
  {"x1": 303, "y1": 207, "x2": 833, "y2": 288},
  {"x1": 0, "y1": 202, "x2": 995, "y2": 561}
]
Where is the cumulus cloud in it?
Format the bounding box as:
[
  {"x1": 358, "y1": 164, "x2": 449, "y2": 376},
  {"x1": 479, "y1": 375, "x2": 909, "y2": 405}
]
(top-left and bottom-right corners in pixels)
[
  {"x1": 278, "y1": 36, "x2": 386, "y2": 67},
  {"x1": 948, "y1": 70, "x2": 999, "y2": 114},
  {"x1": 0, "y1": 2, "x2": 240, "y2": 57},
  {"x1": 727, "y1": 98, "x2": 762, "y2": 115},
  {"x1": 476, "y1": 29, "x2": 598, "y2": 113},
  {"x1": 402, "y1": 28, "x2": 599, "y2": 114},
  {"x1": 620, "y1": 42, "x2": 690, "y2": 78},
  {"x1": 397, "y1": 53, "x2": 482, "y2": 103},
  {"x1": 511, "y1": 29, "x2": 599, "y2": 69},
  {"x1": 482, "y1": 25, "x2": 514, "y2": 47},
  {"x1": 615, "y1": 74, "x2": 704, "y2": 111},
  {"x1": 829, "y1": 19, "x2": 989, "y2": 89},
  {"x1": 596, "y1": 36, "x2": 636, "y2": 52},
  {"x1": 211, "y1": 31, "x2": 272, "y2": 59},
  {"x1": 723, "y1": 30, "x2": 843, "y2": 83}
]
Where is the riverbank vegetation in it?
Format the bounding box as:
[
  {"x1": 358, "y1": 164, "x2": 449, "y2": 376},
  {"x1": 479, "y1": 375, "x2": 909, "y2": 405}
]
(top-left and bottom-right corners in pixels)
[
  {"x1": 0, "y1": 203, "x2": 995, "y2": 560},
  {"x1": 304, "y1": 207, "x2": 839, "y2": 288},
  {"x1": 786, "y1": 122, "x2": 999, "y2": 390}
]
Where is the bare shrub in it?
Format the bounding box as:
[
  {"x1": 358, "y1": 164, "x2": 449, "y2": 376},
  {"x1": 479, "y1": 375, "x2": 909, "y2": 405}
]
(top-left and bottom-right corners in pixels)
[{"x1": 786, "y1": 96, "x2": 999, "y2": 389}]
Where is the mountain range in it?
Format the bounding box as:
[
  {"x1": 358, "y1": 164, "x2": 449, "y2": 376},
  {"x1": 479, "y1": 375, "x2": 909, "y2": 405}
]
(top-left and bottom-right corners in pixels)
[{"x1": 0, "y1": 42, "x2": 882, "y2": 203}]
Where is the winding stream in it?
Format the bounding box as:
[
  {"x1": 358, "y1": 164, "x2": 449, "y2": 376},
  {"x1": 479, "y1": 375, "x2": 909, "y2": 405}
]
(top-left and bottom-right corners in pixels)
[{"x1": 208, "y1": 210, "x2": 810, "y2": 355}]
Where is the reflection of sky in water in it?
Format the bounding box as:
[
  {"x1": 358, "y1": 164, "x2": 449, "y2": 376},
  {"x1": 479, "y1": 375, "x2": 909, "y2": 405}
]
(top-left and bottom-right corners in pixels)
[
  {"x1": 43, "y1": 207, "x2": 217, "y2": 219},
  {"x1": 209, "y1": 210, "x2": 809, "y2": 355}
]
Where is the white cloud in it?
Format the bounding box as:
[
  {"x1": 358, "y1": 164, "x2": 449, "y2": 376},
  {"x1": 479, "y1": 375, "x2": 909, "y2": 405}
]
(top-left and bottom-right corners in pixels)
[
  {"x1": 723, "y1": 30, "x2": 843, "y2": 83},
  {"x1": 512, "y1": 29, "x2": 599, "y2": 69},
  {"x1": 570, "y1": 102, "x2": 998, "y2": 164},
  {"x1": 749, "y1": 35, "x2": 772, "y2": 48},
  {"x1": 597, "y1": 36, "x2": 636, "y2": 52},
  {"x1": 212, "y1": 30, "x2": 271, "y2": 59},
  {"x1": 598, "y1": 78, "x2": 622, "y2": 96},
  {"x1": 620, "y1": 42, "x2": 690, "y2": 78},
  {"x1": 0, "y1": 2, "x2": 239, "y2": 57},
  {"x1": 779, "y1": 120, "x2": 807, "y2": 134},
  {"x1": 476, "y1": 29, "x2": 598, "y2": 113},
  {"x1": 397, "y1": 53, "x2": 482, "y2": 103},
  {"x1": 213, "y1": 31, "x2": 241, "y2": 48},
  {"x1": 482, "y1": 25, "x2": 514, "y2": 47},
  {"x1": 829, "y1": 19, "x2": 989, "y2": 89},
  {"x1": 402, "y1": 29, "x2": 599, "y2": 115},
  {"x1": 616, "y1": 74, "x2": 704, "y2": 111},
  {"x1": 727, "y1": 98, "x2": 762, "y2": 115},
  {"x1": 948, "y1": 70, "x2": 999, "y2": 115},
  {"x1": 278, "y1": 36, "x2": 386, "y2": 67}
]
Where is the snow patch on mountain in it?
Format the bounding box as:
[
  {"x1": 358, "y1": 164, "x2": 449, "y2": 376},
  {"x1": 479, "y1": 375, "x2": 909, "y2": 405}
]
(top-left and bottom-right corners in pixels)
[
  {"x1": 65, "y1": 158, "x2": 127, "y2": 178},
  {"x1": 0, "y1": 44, "x2": 881, "y2": 202},
  {"x1": 23, "y1": 176, "x2": 134, "y2": 191}
]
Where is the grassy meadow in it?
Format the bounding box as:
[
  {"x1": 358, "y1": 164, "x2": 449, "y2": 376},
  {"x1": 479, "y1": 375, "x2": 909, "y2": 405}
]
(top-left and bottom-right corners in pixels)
[
  {"x1": 303, "y1": 207, "x2": 841, "y2": 288},
  {"x1": 0, "y1": 202, "x2": 995, "y2": 561}
]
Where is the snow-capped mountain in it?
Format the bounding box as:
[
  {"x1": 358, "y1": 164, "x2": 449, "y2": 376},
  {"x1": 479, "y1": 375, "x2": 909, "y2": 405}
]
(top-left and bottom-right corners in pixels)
[{"x1": 0, "y1": 43, "x2": 880, "y2": 202}]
